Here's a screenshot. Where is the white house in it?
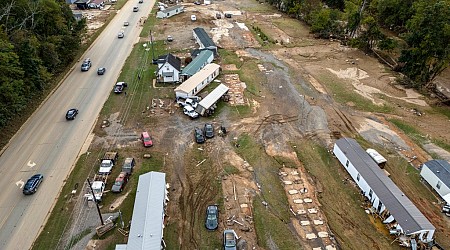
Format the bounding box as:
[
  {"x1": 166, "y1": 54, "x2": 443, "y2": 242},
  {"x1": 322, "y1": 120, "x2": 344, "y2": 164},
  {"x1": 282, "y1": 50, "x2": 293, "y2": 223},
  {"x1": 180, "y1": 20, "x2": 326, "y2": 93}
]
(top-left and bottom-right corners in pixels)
[
  {"x1": 174, "y1": 63, "x2": 220, "y2": 99},
  {"x1": 156, "y1": 5, "x2": 184, "y2": 19},
  {"x1": 195, "y1": 83, "x2": 229, "y2": 116},
  {"x1": 420, "y1": 160, "x2": 450, "y2": 204},
  {"x1": 156, "y1": 54, "x2": 181, "y2": 83},
  {"x1": 333, "y1": 138, "x2": 435, "y2": 244}
]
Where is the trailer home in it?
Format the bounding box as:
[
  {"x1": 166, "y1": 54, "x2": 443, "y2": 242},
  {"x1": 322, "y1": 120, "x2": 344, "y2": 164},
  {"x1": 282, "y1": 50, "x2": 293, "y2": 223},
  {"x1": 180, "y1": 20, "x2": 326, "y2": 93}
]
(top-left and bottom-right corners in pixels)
[
  {"x1": 333, "y1": 138, "x2": 435, "y2": 245},
  {"x1": 156, "y1": 5, "x2": 184, "y2": 19},
  {"x1": 420, "y1": 160, "x2": 450, "y2": 204},
  {"x1": 193, "y1": 27, "x2": 217, "y2": 56},
  {"x1": 174, "y1": 63, "x2": 220, "y2": 99}
]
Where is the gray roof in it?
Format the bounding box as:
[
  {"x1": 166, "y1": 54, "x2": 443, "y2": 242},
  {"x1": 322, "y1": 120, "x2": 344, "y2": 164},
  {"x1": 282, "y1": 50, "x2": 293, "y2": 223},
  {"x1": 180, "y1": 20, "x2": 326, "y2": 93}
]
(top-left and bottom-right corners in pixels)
[
  {"x1": 335, "y1": 138, "x2": 435, "y2": 234},
  {"x1": 181, "y1": 50, "x2": 213, "y2": 76},
  {"x1": 423, "y1": 160, "x2": 450, "y2": 188},
  {"x1": 159, "y1": 5, "x2": 183, "y2": 14},
  {"x1": 197, "y1": 84, "x2": 229, "y2": 109},
  {"x1": 126, "y1": 172, "x2": 166, "y2": 250},
  {"x1": 193, "y1": 27, "x2": 216, "y2": 48},
  {"x1": 157, "y1": 53, "x2": 181, "y2": 71}
]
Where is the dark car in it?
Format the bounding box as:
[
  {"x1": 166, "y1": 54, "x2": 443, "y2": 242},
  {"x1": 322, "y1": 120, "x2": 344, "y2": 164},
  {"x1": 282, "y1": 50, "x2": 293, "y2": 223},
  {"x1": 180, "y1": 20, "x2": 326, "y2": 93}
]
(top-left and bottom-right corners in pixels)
[
  {"x1": 204, "y1": 123, "x2": 214, "y2": 138},
  {"x1": 23, "y1": 174, "x2": 44, "y2": 195},
  {"x1": 223, "y1": 229, "x2": 237, "y2": 250},
  {"x1": 114, "y1": 82, "x2": 128, "y2": 93},
  {"x1": 97, "y1": 67, "x2": 106, "y2": 75},
  {"x1": 194, "y1": 127, "x2": 205, "y2": 144},
  {"x1": 81, "y1": 58, "x2": 92, "y2": 71},
  {"x1": 111, "y1": 172, "x2": 129, "y2": 193},
  {"x1": 66, "y1": 108, "x2": 78, "y2": 120},
  {"x1": 205, "y1": 205, "x2": 219, "y2": 230},
  {"x1": 122, "y1": 157, "x2": 136, "y2": 174}
]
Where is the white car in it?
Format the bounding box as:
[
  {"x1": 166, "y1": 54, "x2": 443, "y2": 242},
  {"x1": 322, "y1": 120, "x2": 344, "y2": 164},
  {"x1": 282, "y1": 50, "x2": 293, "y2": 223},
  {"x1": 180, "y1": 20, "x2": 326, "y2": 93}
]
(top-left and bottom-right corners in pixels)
[
  {"x1": 118, "y1": 31, "x2": 124, "y2": 38},
  {"x1": 124, "y1": 21, "x2": 129, "y2": 26},
  {"x1": 183, "y1": 105, "x2": 199, "y2": 119},
  {"x1": 191, "y1": 15, "x2": 197, "y2": 21}
]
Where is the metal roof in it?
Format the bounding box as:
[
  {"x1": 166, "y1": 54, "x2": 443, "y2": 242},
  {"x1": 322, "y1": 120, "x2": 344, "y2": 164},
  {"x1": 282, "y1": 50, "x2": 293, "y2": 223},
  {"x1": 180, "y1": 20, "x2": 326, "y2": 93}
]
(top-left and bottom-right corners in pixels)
[
  {"x1": 159, "y1": 5, "x2": 183, "y2": 13},
  {"x1": 126, "y1": 172, "x2": 166, "y2": 250},
  {"x1": 197, "y1": 84, "x2": 229, "y2": 109},
  {"x1": 181, "y1": 50, "x2": 213, "y2": 76},
  {"x1": 175, "y1": 63, "x2": 220, "y2": 94},
  {"x1": 157, "y1": 53, "x2": 181, "y2": 71},
  {"x1": 193, "y1": 27, "x2": 216, "y2": 48},
  {"x1": 335, "y1": 138, "x2": 435, "y2": 234},
  {"x1": 423, "y1": 160, "x2": 450, "y2": 188}
]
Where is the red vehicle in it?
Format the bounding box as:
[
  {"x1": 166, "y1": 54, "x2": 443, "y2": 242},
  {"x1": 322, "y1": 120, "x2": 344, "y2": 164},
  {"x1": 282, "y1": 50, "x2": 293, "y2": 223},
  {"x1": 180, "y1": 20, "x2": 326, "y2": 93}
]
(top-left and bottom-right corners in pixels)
[
  {"x1": 141, "y1": 132, "x2": 153, "y2": 147},
  {"x1": 111, "y1": 172, "x2": 129, "y2": 193}
]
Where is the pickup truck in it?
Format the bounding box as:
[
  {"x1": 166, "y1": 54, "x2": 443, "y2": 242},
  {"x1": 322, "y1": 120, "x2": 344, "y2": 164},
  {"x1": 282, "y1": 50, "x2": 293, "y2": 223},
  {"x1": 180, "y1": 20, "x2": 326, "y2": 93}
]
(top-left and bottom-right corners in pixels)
[
  {"x1": 85, "y1": 174, "x2": 107, "y2": 202},
  {"x1": 99, "y1": 152, "x2": 118, "y2": 175}
]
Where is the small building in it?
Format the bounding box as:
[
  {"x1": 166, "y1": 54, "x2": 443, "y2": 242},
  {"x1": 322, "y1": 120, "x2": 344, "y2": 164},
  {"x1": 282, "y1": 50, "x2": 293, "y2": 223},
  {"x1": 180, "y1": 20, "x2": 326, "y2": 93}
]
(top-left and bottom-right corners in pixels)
[
  {"x1": 193, "y1": 27, "x2": 218, "y2": 56},
  {"x1": 73, "y1": 11, "x2": 83, "y2": 21},
  {"x1": 180, "y1": 50, "x2": 214, "y2": 81},
  {"x1": 115, "y1": 172, "x2": 168, "y2": 250},
  {"x1": 195, "y1": 84, "x2": 229, "y2": 116},
  {"x1": 74, "y1": 0, "x2": 90, "y2": 10},
  {"x1": 366, "y1": 148, "x2": 387, "y2": 168},
  {"x1": 174, "y1": 63, "x2": 220, "y2": 99},
  {"x1": 156, "y1": 5, "x2": 184, "y2": 18},
  {"x1": 421, "y1": 160, "x2": 450, "y2": 204},
  {"x1": 333, "y1": 138, "x2": 435, "y2": 244},
  {"x1": 156, "y1": 54, "x2": 181, "y2": 83}
]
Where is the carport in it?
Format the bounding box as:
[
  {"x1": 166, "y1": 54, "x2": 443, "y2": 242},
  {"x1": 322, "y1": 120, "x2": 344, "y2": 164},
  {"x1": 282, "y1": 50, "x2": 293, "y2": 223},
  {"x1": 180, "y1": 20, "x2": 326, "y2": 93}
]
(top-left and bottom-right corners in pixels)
[{"x1": 195, "y1": 84, "x2": 229, "y2": 116}]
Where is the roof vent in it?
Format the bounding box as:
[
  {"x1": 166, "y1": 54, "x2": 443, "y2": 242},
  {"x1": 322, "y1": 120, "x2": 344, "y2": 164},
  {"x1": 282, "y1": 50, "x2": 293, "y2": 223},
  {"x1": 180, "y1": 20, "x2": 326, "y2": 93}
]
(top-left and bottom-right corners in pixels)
[{"x1": 437, "y1": 170, "x2": 440, "y2": 173}]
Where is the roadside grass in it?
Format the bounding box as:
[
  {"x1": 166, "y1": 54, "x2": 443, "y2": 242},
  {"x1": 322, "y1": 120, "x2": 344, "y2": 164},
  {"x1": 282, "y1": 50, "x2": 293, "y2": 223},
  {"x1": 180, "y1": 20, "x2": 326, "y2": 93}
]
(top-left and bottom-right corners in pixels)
[
  {"x1": 241, "y1": 1, "x2": 275, "y2": 13},
  {"x1": 431, "y1": 105, "x2": 450, "y2": 120},
  {"x1": 271, "y1": 18, "x2": 311, "y2": 40},
  {"x1": 64, "y1": 229, "x2": 91, "y2": 250},
  {"x1": 234, "y1": 134, "x2": 301, "y2": 249},
  {"x1": 272, "y1": 155, "x2": 298, "y2": 168},
  {"x1": 223, "y1": 164, "x2": 240, "y2": 175},
  {"x1": 219, "y1": 49, "x2": 243, "y2": 67},
  {"x1": 316, "y1": 70, "x2": 394, "y2": 113},
  {"x1": 293, "y1": 139, "x2": 398, "y2": 250},
  {"x1": 388, "y1": 119, "x2": 428, "y2": 145}
]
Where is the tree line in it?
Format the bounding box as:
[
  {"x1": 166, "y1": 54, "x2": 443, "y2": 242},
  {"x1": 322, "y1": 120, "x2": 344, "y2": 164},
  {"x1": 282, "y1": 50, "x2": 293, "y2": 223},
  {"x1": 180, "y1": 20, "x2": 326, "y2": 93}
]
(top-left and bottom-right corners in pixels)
[
  {"x1": 267, "y1": 0, "x2": 449, "y2": 89},
  {"x1": 0, "y1": 0, "x2": 85, "y2": 127}
]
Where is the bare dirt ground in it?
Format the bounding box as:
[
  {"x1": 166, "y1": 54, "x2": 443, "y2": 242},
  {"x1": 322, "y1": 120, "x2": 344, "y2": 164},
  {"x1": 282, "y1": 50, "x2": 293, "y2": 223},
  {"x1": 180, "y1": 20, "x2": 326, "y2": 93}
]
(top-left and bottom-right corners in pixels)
[{"x1": 58, "y1": 0, "x2": 450, "y2": 249}]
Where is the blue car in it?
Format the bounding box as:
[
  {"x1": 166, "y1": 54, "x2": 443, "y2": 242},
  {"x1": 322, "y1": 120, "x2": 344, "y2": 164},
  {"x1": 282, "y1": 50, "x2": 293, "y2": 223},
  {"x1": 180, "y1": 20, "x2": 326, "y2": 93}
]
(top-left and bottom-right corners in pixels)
[
  {"x1": 205, "y1": 205, "x2": 219, "y2": 230},
  {"x1": 23, "y1": 174, "x2": 44, "y2": 195}
]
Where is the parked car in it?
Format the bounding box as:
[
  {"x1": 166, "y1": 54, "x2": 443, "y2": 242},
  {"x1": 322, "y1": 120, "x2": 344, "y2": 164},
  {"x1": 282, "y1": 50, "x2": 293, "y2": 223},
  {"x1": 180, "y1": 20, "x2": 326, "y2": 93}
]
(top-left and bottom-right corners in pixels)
[
  {"x1": 141, "y1": 132, "x2": 153, "y2": 147},
  {"x1": 118, "y1": 31, "x2": 124, "y2": 38},
  {"x1": 111, "y1": 172, "x2": 129, "y2": 193},
  {"x1": 138, "y1": 0, "x2": 143, "y2": 3},
  {"x1": 225, "y1": 13, "x2": 232, "y2": 18},
  {"x1": 194, "y1": 127, "x2": 205, "y2": 144},
  {"x1": 81, "y1": 58, "x2": 92, "y2": 71},
  {"x1": 184, "y1": 105, "x2": 199, "y2": 119},
  {"x1": 66, "y1": 108, "x2": 78, "y2": 120},
  {"x1": 23, "y1": 174, "x2": 44, "y2": 195},
  {"x1": 122, "y1": 157, "x2": 136, "y2": 174},
  {"x1": 167, "y1": 35, "x2": 173, "y2": 42},
  {"x1": 133, "y1": 6, "x2": 139, "y2": 12},
  {"x1": 114, "y1": 82, "x2": 128, "y2": 93},
  {"x1": 97, "y1": 67, "x2": 106, "y2": 75},
  {"x1": 124, "y1": 21, "x2": 130, "y2": 26},
  {"x1": 223, "y1": 229, "x2": 237, "y2": 250},
  {"x1": 204, "y1": 123, "x2": 214, "y2": 138},
  {"x1": 194, "y1": 1, "x2": 201, "y2": 4},
  {"x1": 205, "y1": 205, "x2": 219, "y2": 230},
  {"x1": 191, "y1": 15, "x2": 197, "y2": 21}
]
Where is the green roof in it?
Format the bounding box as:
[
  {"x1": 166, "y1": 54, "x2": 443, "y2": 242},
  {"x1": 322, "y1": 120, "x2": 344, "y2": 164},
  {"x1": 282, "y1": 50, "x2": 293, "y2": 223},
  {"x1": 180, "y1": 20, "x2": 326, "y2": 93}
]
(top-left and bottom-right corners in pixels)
[{"x1": 181, "y1": 50, "x2": 213, "y2": 76}]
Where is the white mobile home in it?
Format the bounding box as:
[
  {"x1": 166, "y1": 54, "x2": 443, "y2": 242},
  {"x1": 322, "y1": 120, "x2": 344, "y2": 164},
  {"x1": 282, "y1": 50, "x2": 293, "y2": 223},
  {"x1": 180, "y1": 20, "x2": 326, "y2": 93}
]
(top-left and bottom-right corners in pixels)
[
  {"x1": 156, "y1": 5, "x2": 184, "y2": 19},
  {"x1": 195, "y1": 84, "x2": 229, "y2": 116},
  {"x1": 420, "y1": 160, "x2": 450, "y2": 204},
  {"x1": 174, "y1": 63, "x2": 220, "y2": 99},
  {"x1": 333, "y1": 138, "x2": 435, "y2": 244}
]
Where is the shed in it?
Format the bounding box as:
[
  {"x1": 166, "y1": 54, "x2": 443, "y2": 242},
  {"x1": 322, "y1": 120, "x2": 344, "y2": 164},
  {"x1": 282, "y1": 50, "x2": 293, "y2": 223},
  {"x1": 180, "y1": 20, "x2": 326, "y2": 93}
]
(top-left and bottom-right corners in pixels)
[
  {"x1": 421, "y1": 160, "x2": 450, "y2": 204},
  {"x1": 193, "y1": 27, "x2": 217, "y2": 56},
  {"x1": 156, "y1": 54, "x2": 181, "y2": 83},
  {"x1": 195, "y1": 84, "x2": 229, "y2": 116},
  {"x1": 181, "y1": 50, "x2": 214, "y2": 80},
  {"x1": 115, "y1": 172, "x2": 167, "y2": 250},
  {"x1": 333, "y1": 138, "x2": 435, "y2": 243},
  {"x1": 366, "y1": 148, "x2": 387, "y2": 168},
  {"x1": 174, "y1": 63, "x2": 220, "y2": 99},
  {"x1": 156, "y1": 5, "x2": 184, "y2": 18}
]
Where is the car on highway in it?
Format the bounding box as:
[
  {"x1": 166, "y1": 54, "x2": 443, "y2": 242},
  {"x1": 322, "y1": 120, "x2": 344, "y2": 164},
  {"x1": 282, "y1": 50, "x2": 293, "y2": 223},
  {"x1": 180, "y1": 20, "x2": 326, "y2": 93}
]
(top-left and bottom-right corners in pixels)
[
  {"x1": 124, "y1": 21, "x2": 129, "y2": 26},
  {"x1": 81, "y1": 58, "x2": 92, "y2": 71},
  {"x1": 223, "y1": 229, "x2": 237, "y2": 250},
  {"x1": 138, "y1": 0, "x2": 143, "y2": 3},
  {"x1": 114, "y1": 82, "x2": 127, "y2": 93},
  {"x1": 141, "y1": 132, "x2": 153, "y2": 147},
  {"x1": 111, "y1": 172, "x2": 129, "y2": 193},
  {"x1": 97, "y1": 67, "x2": 106, "y2": 75},
  {"x1": 204, "y1": 123, "x2": 214, "y2": 138},
  {"x1": 66, "y1": 108, "x2": 78, "y2": 120},
  {"x1": 133, "y1": 6, "x2": 139, "y2": 12},
  {"x1": 122, "y1": 157, "x2": 136, "y2": 174},
  {"x1": 194, "y1": 127, "x2": 205, "y2": 144},
  {"x1": 205, "y1": 205, "x2": 219, "y2": 230},
  {"x1": 23, "y1": 174, "x2": 44, "y2": 195},
  {"x1": 118, "y1": 31, "x2": 124, "y2": 38}
]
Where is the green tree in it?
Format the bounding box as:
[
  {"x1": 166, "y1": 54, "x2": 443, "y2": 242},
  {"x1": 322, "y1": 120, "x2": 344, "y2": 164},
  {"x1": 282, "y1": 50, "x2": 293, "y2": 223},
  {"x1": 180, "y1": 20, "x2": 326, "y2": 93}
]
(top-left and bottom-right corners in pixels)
[
  {"x1": 399, "y1": 0, "x2": 450, "y2": 86},
  {"x1": 376, "y1": 0, "x2": 414, "y2": 32},
  {"x1": 310, "y1": 8, "x2": 343, "y2": 37}
]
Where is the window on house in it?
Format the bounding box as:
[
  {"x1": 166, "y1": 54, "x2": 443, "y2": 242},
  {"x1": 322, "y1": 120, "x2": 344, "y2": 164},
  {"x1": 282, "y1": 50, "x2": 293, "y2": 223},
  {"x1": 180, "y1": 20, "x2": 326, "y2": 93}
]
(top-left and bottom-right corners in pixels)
[
  {"x1": 345, "y1": 160, "x2": 349, "y2": 167},
  {"x1": 437, "y1": 181, "x2": 441, "y2": 189},
  {"x1": 357, "y1": 173, "x2": 360, "y2": 181},
  {"x1": 369, "y1": 189, "x2": 373, "y2": 198}
]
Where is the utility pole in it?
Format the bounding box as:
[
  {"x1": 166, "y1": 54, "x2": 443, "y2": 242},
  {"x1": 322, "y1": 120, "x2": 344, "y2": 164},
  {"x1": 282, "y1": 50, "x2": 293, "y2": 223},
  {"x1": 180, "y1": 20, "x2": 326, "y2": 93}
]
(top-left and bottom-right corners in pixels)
[
  {"x1": 150, "y1": 29, "x2": 156, "y2": 63},
  {"x1": 87, "y1": 178, "x2": 104, "y2": 225}
]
